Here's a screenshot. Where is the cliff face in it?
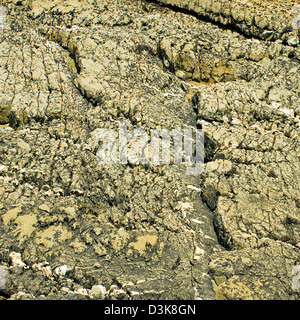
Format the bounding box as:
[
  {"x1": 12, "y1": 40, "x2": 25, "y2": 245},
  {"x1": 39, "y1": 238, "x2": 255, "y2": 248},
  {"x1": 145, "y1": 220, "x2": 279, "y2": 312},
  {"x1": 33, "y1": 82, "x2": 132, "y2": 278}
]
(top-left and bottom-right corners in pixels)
[{"x1": 0, "y1": 0, "x2": 299, "y2": 300}]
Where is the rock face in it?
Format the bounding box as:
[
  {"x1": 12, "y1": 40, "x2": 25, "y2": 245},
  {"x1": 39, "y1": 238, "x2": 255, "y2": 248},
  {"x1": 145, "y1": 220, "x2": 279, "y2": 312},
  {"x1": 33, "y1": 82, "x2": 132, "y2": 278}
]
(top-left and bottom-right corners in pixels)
[
  {"x1": 152, "y1": 0, "x2": 300, "y2": 43},
  {"x1": 0, "y1": 0, "x2": 299, "y2": 300}
]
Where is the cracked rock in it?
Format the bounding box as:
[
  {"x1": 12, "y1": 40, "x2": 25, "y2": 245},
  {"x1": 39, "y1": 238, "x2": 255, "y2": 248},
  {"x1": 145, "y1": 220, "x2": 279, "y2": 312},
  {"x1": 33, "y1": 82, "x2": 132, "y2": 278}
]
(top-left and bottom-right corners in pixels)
[
  {"x1": 151, "y1": 0, "x2": 300, "y2": 43},
  {"x1": 0, "y1": 0, "x2": 299, "y2": 300}
]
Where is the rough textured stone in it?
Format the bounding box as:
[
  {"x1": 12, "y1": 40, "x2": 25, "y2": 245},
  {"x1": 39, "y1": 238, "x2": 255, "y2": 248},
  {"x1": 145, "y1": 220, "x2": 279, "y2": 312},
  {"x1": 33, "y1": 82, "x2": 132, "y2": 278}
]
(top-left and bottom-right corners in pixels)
[
  {"x1": 0, "y1": 0, "x2": 299, "y2": 300},
  {"x1": 151, "y1": 0, "x2": 300, "y2": 44}
]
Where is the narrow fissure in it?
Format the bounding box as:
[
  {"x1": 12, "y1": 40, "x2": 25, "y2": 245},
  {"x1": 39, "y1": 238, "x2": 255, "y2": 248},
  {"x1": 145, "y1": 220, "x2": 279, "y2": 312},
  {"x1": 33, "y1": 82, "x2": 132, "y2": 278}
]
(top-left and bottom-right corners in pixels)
[{"x1": 145, "y1": 0, "x2": 261, "y2": 40}]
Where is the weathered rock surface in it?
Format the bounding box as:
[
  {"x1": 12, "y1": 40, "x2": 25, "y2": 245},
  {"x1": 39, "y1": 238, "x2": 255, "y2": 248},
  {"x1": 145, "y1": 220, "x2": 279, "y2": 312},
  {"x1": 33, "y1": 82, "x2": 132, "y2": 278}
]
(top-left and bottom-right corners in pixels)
[
  {"x1": 151, "y1": 0, "x2": 300, "y2": 44},
  {"x1": 0, "y1": 0, "x2": 299, "y2": 300}
]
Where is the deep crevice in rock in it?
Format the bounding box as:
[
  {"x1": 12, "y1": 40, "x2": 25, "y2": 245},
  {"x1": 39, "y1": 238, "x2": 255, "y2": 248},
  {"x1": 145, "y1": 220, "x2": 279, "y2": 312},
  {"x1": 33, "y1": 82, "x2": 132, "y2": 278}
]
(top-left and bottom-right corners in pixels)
[
  {"x1": 213, "y1": 216, "x2": 234, "y2": 251},
  {"x1": 145, "y1": 0, "x2": 259, "y2": 41}
]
